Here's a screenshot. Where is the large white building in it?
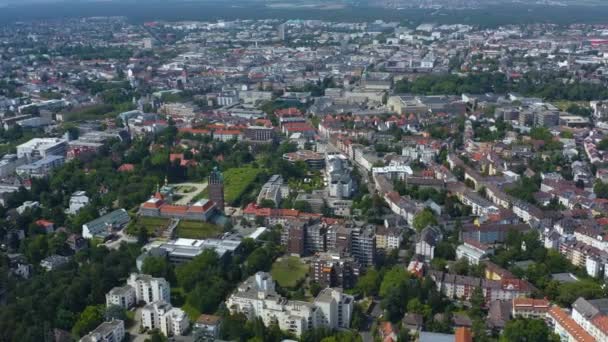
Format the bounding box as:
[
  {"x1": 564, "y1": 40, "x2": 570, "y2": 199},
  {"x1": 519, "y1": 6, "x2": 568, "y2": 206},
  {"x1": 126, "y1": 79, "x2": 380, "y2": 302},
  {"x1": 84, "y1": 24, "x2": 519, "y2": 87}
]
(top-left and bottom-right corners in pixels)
[
  {"x1": 141, "y1": 300, "x2": 189, "y2": 337},
  {"x1": 79, "y1": 319, "x2": 125, "y2": 342},
  {"x1": 16, "y1": 138, "x2": 67, "y2": 160},
  {"x1": 226, "y1": 272, "x2": 354, "y2": 337},
  {"x1": 127, "y1": 273, "x2": 171, "y2": 305},
  {"x1": 326, "y1": 155, "x2": 355, "y2": 199}
]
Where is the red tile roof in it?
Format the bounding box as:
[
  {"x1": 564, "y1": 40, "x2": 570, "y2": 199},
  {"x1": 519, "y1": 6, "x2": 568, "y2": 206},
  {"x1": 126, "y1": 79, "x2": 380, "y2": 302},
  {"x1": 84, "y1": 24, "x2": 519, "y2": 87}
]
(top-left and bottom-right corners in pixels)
[
  {"x1": 548, "y1": 306, "x2": 595, "y2": 342},
  {"x1": 36, "y1": 219, "x2": 54, "y2": 227},
  {"x1": 592, "y1": 315, "x2": 608, "y2": 335},
  {"x1": 118, "y1": 163, "x2": 135, "y2": 172},
  {"x1": 455, "y1": 327, "x2": 473, "y2": 342},
  {"x1": 513, "y1": 298, "x2": 550, "y2": 311}
]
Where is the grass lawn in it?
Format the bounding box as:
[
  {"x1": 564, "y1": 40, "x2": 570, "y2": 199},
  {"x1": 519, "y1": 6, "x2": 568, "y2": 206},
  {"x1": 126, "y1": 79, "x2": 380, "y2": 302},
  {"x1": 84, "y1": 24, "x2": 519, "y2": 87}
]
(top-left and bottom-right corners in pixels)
[
  {"x1": 125, "y1": 216, "x2": 170, "y2": 236},
  {"x1": 288, "y1": 172, "x2": 324, "y2": 193},
  {"x1": 271, "y1": 256, "x2": 309, "y2": 288},
  {"x1": 222, "y1": 166, "x2": 264, "y2": 205},
  {"x1": 176, "y1": 220, "x2": 222, "y2": 239}
]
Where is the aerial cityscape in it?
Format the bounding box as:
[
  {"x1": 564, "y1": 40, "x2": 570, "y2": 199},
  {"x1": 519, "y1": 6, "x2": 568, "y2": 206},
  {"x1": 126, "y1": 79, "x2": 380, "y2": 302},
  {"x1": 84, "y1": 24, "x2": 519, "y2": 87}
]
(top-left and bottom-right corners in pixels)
[{"x1": 3, "y1": 1, "x2": 608, "y2": 342}]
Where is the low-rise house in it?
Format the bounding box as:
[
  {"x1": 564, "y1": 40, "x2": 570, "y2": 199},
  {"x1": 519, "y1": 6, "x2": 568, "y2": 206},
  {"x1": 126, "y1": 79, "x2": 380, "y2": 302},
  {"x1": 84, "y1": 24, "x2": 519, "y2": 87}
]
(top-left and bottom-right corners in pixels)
[
  {"x1": 82, "y1": 209, "x2": 130, "y2": 239},
  {"x1": 40, "y1": 255, "x2": 70, "y2": 271},
  {"x1": 67, "y1": 234, "x2": 87, "y2": 252},
  {"x1": 402, "y1": 313, "x2": 423, "y2": 332},
  {"x1": 35, "y1": 219, "x2": 55, "y2": 234}
]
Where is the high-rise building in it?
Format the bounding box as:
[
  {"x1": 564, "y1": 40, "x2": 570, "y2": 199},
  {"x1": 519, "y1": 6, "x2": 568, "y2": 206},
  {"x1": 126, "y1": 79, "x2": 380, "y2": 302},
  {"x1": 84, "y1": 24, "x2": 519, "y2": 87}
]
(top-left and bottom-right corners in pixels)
[
  {"x1": 208, "y1": 167, "x2": 225, "y2": 212},
  {"x1": 278, "y1": 23, "x2": 286, "y2": 41}
]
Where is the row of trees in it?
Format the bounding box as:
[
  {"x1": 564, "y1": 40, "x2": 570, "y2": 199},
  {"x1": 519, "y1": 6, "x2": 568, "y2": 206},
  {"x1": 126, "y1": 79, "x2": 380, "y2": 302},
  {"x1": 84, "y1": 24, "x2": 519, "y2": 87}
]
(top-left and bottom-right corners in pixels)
[{"x1": 394, "y1": 71, "x2": 608, "y2": 102}]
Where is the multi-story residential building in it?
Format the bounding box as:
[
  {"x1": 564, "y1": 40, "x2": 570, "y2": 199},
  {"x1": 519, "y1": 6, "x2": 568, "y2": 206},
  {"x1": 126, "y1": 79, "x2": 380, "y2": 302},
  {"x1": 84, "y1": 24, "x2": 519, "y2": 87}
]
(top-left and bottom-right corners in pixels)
[
  {"x1": 375, "y1": 225, "x2": 401, "y2": 252},
  {"x1": 458, "y1": 191, "x2": 498, "y2": 217},
  {"x1": 305, "y1": 223, "x2": 327, "y2": 254},
  {"x1": 105, "y1": 285, "x2": 136, "y2": 309},
  {"x1": 311, "y1": 252, "x2": 360, "y2": 289},
  {"x1": 141, "y1": 300, "x2": 189, "y2": 337},
  {"x1": 460, "y1": 223, "x2": 530, "y2": 245},
  {"x1": 534, "y1": 111, "x2": 560, "y2": 127},
  {"x1": 281, "y1": 220, "x2": 307, "y2": 256},
  {"x1": 326, "y1": 155, "x2": 355, "y2": 199},
  {"x1": 127, "y1": 273, "x2": 171, "y2": 305},
  {"x1": 244, "y1": 126, "x2": 276, "y2": 145},
  {"x1": 314, "y1": 288, "x2": 354, "y2": 330},
  {"x1": 428, "y1": 271, "x2": 534, "y2": 304},
  {"x1": 226, "y1": 272, "x2": 353, "y2": 337},
  {"x1": 548, "y1": 306, "x2": 595, "y2": 342},
  {"x1": 415, "y1": 226, "x2": 442, "y2": 261},
  {"x1": 512, "y1": 298, "x2": 550, "y2": 319},
  {"x1": 572, "y1": 297, "x2": 608, "y2": 342},
  {"x1": 79, "y1": 319, "x2": 125, "y2": 342},
  {"x1": 351, "y1": 225, "x2": 376, "y2": 266},
  {"x1": 559, "y1": 240, "x2": 608, "y2": 278}
]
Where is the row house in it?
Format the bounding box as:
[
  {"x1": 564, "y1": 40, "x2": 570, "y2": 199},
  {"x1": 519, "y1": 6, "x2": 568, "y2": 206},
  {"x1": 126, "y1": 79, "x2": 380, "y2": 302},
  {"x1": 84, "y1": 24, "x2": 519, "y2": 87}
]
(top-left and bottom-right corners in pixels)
[
  {"x1": 428, "y1": 271, "x2": 534, "y2": 304},
  {"x1": 243, "y1": 203, "x2": 322, "y2": 226},
  {"x1": 559, "y1": 239, "x2": 608, "y2": 278},
  {"x1": 573, "y1": 227, "x2": 608, "y2": 252},
  {"x1": 548, "y1": 306, "x2": 595, "y2": 342},
  {"x1": 383, "y1": 191, "x2": 422, "y2": 227},
  {"x1": 572, "y1": 297, "x2": 608, "y2": 342},
  {"x1": 458, "y1": 190, "x2": 499, "y2": 217},
  {"x1": 512, "y1": 298, "x2": 550, "y2": 319},
  {"x1": 460, "y1": 223, "x2": 530, "y2": 245}
]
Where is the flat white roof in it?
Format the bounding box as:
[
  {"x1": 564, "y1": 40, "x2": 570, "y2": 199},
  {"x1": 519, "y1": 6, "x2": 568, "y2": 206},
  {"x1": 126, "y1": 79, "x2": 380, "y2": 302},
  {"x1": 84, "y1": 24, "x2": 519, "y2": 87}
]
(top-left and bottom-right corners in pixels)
[{"x1": 248, "y1": 227, "x2": 267, "y2": 240}]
